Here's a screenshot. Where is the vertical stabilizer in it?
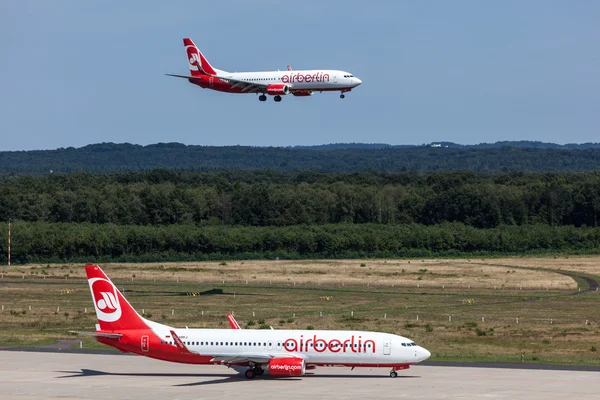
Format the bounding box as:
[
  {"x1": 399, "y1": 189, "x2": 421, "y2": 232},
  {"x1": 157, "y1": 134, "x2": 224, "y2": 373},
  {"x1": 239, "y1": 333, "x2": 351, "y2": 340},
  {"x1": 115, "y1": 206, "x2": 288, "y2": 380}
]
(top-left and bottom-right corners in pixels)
[
  {"x1": 183, "y1": 37, "x2": 217, "y2": 76},
  {"x1": 85, "y1": 264, "x2": 148, "y2": 331}
]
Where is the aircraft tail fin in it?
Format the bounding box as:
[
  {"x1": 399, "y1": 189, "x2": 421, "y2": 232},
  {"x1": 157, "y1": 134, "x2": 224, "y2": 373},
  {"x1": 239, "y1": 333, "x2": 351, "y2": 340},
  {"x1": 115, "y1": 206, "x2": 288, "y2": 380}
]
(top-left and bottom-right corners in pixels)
[
  {"x1": 183, "y1": 37, "x2": 217, "y2": 77},
  {"x1": 85, "y1": 264, "x2": 149, "y2": 331}
]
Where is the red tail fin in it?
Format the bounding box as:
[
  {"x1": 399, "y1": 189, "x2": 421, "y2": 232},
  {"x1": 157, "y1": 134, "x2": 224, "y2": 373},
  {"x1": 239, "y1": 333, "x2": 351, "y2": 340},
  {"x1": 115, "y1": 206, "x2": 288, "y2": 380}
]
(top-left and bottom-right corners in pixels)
[
  {"x1": 85, "y1": 264, "x2": 148, "y2": 331},
  {"x1": 183, "y1": 37, "x2": 216, "y2": 77}
]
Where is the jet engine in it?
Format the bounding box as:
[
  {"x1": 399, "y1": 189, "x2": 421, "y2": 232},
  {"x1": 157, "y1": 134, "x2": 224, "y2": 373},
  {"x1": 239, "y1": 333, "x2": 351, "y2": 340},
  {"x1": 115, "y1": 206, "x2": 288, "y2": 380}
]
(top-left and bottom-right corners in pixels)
[
  {"x1": 266, "y1": 84, "x2": 290, "y2": 95},
  {"x1": 268, "y1": 357, "x2": 306, "y2": 376}
]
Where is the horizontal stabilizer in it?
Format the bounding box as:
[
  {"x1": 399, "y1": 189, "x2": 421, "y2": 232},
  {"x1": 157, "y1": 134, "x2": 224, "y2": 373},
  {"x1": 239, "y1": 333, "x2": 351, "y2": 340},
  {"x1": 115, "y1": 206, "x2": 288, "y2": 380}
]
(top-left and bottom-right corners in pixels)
[
  {"x1": 69, "y1": 331, "x2": 123, "y2": 339},
  {"x1": 165, "y1": 73, "x2": 203, "y2": 80}
]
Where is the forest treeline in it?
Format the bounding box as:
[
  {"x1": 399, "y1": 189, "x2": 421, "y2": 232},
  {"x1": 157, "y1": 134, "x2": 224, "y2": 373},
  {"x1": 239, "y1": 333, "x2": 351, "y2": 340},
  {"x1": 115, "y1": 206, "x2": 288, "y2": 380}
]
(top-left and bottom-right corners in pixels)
[
  {"x1": 2, "y1": 170, "x2": 600, "y2": 229},
  {"x1": 3, "y1": 222, "x2": 600, "y2": 263},
  {"x1": 4, "y1": 142, "x2": 600, "y2": 175}
]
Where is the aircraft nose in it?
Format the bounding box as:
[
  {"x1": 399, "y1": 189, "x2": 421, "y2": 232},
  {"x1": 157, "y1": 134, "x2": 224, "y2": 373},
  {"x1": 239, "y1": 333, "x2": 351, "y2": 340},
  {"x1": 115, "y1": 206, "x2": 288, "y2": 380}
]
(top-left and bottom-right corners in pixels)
[
  {"x1": 354, "y1": 77, "x2": 362, "y2": 86},
  {"x1": 417, "y1": 347, "x2": 431, "y2": 362}
]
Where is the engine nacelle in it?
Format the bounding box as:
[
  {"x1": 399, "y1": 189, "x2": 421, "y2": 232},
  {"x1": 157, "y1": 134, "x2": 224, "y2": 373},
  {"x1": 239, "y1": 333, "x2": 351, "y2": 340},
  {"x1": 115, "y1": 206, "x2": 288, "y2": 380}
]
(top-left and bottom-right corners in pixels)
[
  {"x1": 292, "y1": 90, "x2": 314, "y2": 97},
  {"x1": 266, "y1": 84, "x2": 290, "y2": 95},
  {"x1": 268, "y1": 357, "x2": 305, "y2": 376}
]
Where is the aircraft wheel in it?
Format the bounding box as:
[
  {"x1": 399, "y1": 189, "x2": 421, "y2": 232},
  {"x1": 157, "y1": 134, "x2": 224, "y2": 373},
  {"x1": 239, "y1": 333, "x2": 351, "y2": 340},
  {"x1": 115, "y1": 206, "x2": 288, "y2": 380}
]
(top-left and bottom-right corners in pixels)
[
  {"x1": 255, "y1": 367, "x2": 264, "y2": 376},
  {"x1": 259, "y1": 94, "x2": 267, "y2": 102},
  {"x1": 274, "y1": 95, "x2": 282, "y2": 102},
  {"x1": 390, "y1": 371, "x2": 398, "y2": 378},
  {"x1": 340, "y1": 94, "x2": 345, "y2": 99},
  {"x1": 245, "y1": 369, "x2": 256, "y2": 379}
]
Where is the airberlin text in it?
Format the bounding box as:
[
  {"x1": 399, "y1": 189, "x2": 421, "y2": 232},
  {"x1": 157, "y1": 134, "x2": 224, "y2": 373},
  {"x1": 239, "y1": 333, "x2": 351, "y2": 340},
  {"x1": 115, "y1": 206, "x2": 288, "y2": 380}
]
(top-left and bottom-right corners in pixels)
[
  {"x1": 284, "y1": 335, "x2": 375, "y2": 353},
  {"x1": 281, "y1": 73, "x2": 330, "y2": 84}
]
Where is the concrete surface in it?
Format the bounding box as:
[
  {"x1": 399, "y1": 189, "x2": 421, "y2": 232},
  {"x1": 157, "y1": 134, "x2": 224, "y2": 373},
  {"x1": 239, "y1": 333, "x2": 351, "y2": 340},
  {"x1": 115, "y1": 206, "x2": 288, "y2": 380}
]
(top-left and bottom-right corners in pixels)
[{"x1": 0, "y1": 351, "x2": 598, "y2": 399}]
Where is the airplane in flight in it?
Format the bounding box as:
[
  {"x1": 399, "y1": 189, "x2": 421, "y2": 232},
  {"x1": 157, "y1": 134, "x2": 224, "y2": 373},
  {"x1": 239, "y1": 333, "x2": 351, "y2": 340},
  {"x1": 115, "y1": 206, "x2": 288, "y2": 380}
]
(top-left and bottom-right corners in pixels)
[
  {"x1": 74, "y1": 264, "x2": 430, "y2": 379},
  {"x1": 166, "y1": 38, "x2": 362, "y2": 102}
]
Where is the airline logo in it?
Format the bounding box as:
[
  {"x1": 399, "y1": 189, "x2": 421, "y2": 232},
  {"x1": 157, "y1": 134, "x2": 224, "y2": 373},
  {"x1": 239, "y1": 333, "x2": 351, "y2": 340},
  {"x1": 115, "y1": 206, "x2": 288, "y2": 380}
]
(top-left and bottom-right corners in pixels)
[
  {"x1": 283, "y1": 335, "x2": 376, "y2": 353},
  {"x1": 89, "y1": 278, "x2": 122, "y2": 322},
  {"x1": 281, "y1": 72, "x2": 330, "y2": 84},
  {"x1": 271, "y1": 363, "x2": 302, "y2": 372},
  {"x1": 186, "y1": 47, "x2": 201, "y2": 71}
]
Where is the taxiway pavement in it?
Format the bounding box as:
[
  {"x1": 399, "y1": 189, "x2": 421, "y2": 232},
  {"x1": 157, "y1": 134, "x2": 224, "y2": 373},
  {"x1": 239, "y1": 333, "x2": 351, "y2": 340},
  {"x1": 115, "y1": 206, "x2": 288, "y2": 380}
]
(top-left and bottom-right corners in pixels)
[{"x1": 0, "y1": 350, "x2": 598, "y2": 399}]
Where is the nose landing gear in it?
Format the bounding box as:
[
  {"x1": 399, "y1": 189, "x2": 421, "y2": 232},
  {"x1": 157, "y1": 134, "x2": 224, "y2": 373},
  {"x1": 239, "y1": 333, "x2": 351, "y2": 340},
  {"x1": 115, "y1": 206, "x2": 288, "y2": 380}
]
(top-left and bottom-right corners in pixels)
[{"x1": 340, "y1": 94, "x2": 345, "y2": 99}]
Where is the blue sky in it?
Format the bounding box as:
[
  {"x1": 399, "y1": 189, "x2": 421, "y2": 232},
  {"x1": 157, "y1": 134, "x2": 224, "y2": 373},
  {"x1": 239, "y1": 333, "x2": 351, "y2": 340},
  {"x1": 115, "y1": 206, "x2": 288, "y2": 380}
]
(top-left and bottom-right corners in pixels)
[{"x1": 1, "y1": 0, "x2": 599, "y2": 150}]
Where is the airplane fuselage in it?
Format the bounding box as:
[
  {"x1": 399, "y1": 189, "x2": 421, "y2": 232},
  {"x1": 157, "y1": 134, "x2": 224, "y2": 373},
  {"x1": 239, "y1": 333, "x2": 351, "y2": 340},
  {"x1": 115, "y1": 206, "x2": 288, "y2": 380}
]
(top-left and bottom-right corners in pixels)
[
  {"x1": 189, "y1": 69, "x2": 361, "y2": 95},
  {"x1": 102, "y1": 323, "x2": 429, "y2": 369}
]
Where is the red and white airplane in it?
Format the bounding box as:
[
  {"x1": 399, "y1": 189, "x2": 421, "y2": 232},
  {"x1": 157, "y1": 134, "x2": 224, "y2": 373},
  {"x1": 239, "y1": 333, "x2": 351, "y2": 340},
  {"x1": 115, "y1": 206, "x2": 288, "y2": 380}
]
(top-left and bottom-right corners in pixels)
[
  {"x1": 74, "y1": 265, "x2": 430, "y2": 379},
  {"x1": 166, "y1": 38, "x2": 362, "y2": 102}
]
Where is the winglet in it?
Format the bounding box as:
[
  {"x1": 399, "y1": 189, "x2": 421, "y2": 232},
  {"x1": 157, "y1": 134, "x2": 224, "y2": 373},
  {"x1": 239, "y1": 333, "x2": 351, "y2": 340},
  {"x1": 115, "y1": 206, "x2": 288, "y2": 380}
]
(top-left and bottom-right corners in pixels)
[
  {"x1": 170, "y1": 330, "x2": 193, "y2": 354},
  {"x1": 227, "y1": 314, "x2": 241, "y2": 329}
]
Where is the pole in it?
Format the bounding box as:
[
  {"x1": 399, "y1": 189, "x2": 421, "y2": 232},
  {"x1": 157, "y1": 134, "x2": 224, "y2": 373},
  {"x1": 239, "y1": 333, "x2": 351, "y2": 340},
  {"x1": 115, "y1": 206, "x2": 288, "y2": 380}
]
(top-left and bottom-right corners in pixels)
[{"x1": 7, "y1": 219, "x2": 10, "y2": 266}]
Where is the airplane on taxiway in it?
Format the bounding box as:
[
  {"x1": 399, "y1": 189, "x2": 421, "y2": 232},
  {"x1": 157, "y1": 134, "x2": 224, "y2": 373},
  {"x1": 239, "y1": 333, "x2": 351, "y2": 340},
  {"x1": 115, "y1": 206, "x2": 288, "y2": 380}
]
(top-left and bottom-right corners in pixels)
[
  {"x1": 166, "y1": 38, "x2": 362, "y2": 102},
  {"x1": 73, "y1": 265, "x2": 429, "y2": 379}
]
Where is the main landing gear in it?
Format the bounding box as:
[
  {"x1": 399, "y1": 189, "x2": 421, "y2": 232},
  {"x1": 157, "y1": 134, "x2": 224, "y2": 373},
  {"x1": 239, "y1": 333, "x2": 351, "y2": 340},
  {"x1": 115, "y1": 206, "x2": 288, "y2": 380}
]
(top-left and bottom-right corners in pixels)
[
  {"x1": 340, "y1": 94, "x2": 345, "y2": 99},
  {"x1": 244, "y1": 366, "x2": 264, "y2": 379},
  {"x1": 259, "y1": 94, "x2": 267, "y2": 102},
  {"x1": 274, "y1": 95, "x2": 282, "y2": 102},
  {"x1": 389, "y1": 369, "x2": 398, "y2": 378}
]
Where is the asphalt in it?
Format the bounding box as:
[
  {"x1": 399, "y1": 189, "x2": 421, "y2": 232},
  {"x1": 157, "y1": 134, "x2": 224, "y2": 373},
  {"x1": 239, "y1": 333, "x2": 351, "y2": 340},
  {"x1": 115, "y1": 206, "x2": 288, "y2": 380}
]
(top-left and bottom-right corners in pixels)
[{"x1": 0, "y1": 350, "x2": 598, "y2": 400}]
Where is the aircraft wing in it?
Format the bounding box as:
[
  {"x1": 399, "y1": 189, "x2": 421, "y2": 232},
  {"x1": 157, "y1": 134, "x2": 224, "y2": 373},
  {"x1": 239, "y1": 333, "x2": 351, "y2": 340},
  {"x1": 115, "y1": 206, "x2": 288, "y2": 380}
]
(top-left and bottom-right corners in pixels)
[
  {"x1": 170, "y1": 330, "x2": 195, "y2": 355},
  {"x1": 166, "y1": 73, "x2": 274, "y2": 93},
  {"x1": 69, "y1": 331, "x2": 123, "y2": 339},
  {"x1": 209, "y1": 353, "x2": 301, "y2": 364},
  {"x1": 169, "y1": 330, "x2": 303, "y2": 364},
  {"x1": 213, "y1": 75, "x2": 271, "y2": 93}
]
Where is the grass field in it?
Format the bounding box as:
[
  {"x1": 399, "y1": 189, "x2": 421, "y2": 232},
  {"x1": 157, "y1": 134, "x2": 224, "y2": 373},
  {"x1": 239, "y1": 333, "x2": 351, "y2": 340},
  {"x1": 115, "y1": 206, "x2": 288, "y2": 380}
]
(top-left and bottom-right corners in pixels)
[{"x1": 0, "y1": 257, "x2": 599, "y2": 366}]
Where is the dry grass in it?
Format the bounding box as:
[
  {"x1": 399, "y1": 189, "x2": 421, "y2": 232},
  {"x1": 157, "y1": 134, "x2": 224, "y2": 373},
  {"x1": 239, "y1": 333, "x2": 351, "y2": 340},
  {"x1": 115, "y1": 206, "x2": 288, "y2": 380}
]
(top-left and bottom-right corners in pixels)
[{"x1": 3, "y1": 257, "x2": 583, "y2": 290}]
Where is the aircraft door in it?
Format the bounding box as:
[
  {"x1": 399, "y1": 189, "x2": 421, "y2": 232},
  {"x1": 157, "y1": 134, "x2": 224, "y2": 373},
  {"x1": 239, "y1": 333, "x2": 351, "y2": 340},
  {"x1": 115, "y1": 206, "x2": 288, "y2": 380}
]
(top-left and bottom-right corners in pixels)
[
  {"x1": 209, "y1": 77, "x2": 214, "y2": 87},
  {"x1": 383, "y1": 339, "x2": 391, "y2": 355},
  {"x1": 276, "y1": 341, "x2": 283, "y2": 351},
  {"x1": 141, "y1": 335, "x2": 150, "y2": 352},
  {"x1": 333, "y1": 74, "x2": 338, "y2": 83}
]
